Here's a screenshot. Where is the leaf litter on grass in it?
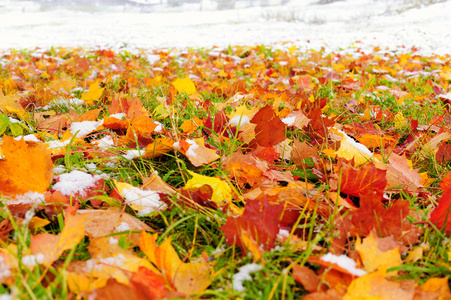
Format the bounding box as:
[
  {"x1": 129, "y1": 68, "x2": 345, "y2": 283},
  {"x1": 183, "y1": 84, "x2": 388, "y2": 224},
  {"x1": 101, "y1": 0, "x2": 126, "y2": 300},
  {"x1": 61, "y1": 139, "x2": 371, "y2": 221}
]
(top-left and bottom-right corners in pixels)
[{"x1": 0, "y1": 45, "x2": 451, "y2": 298}]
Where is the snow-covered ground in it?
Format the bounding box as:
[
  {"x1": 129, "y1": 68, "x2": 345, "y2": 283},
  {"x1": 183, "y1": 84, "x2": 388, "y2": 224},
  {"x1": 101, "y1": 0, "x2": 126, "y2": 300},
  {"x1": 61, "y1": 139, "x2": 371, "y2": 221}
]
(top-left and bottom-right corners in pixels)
[{"x1": 0, "y1": 0, "x2": 450, "y2": 55}]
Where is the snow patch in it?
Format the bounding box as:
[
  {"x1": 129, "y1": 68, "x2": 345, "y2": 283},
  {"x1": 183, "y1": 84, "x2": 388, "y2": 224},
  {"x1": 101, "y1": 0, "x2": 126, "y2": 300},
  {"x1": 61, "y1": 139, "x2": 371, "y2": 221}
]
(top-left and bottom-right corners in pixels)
[
  {"x1": 233, "y1": 263, "x2": 263, "y2": 292},
  {"x1": 122, "y1": 185, "x2": 166, "y2": 216},
  {"x1": 69, "y1": 120, "x2": 103, "y2": 137},
  {"x1": 53, "y1": 170, "x2": 102, "y2": 198},
  {"x1": 320, "y1": 253, "x2": 367, "y2": 277},
  {"x1": 229, "y1": 115, "x2": 250, "y2": 127}
]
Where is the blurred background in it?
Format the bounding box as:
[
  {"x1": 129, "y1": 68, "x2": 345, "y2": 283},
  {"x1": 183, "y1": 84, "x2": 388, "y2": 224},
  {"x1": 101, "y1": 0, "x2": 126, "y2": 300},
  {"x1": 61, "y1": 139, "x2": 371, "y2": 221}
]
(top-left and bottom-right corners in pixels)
[{"x1": 0, "y1": 0, "x2": 450, "y2": 53}]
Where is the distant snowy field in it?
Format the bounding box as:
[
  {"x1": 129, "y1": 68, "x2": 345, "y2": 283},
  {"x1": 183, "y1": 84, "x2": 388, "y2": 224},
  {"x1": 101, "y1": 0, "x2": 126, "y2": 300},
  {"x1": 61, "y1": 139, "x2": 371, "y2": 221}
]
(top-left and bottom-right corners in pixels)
[{"x1": 0, "y1": 0, "x2": 450, "y2": 55}]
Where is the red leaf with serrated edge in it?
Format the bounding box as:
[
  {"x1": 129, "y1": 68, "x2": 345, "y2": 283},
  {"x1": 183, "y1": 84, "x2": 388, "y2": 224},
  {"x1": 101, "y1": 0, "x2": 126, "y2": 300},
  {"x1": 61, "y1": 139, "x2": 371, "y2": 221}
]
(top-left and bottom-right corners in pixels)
[
  {"x1": 339, "y1": 160, "x2": 387, "y2": 197},
  {"x1": 346, "y1": 191, "x2": 421, "y2": 245},
  {"x1": 221, "y1": 199, "x2": 283, "y2": 255},
  {"x1": 251, "y1": 106, "x2": 286, "y2": 147}
]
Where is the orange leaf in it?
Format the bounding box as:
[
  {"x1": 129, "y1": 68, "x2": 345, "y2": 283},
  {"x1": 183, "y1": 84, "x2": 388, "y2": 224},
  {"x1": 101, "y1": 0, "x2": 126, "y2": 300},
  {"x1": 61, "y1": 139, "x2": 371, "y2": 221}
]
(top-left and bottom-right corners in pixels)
[
  {"x1": 139, "y1": 232, "x2": 213, "y2": 296},
  {"x1": 30, "y1": 211, "x2": 87, "y2": 265},
  {"x1": 0, "y1": 136, "x2": 53, "y2": 198},
  {"x1": 343, "y1": 268, "x2": 416, "y2": 299}
]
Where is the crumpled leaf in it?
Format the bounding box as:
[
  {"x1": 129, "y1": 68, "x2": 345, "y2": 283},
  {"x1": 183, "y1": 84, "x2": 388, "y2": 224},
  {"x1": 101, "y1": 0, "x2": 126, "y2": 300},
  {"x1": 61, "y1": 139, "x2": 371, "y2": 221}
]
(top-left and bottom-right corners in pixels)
[
  {"x1": 184, "y1": 170, "x2": 232, "y2": 206},
  {"x1": 0, "y1": 136, "x2": 53, "y2": 198}
]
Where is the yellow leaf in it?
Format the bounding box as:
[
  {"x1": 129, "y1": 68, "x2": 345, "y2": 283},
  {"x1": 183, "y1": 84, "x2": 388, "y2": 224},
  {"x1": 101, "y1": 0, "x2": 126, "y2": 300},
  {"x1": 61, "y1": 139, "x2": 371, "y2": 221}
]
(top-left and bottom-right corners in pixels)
[
  {"x1": 67, "y1": 272, "x2": 107, "y2": 294},
  {"x1": 0, "y1": 90, "x2": 23, "y2": 115},
  {"x1": 172, "y1": 77, "x2": 196, "y2": 95},
  {"x1": 153, "y1": 103, "x2": 170, "y2": 119},
  {"x1": 28, "y1": 216, "x2": 50, "y2": 231},
  {"x1": 49, "y1": 73, "x2": 76, "y2": 94},
  {"x1": 355, "y1": 232, "x2": 402, "y2": 273},
  {"x1": 405, "y1": 244, "x2": 428, "y2": 263},
  {"x1": 440, "y1": 72, "x2": 451, "y2": 81},
  {"x1": 241, "y1": 232, "x2": 263, "y2": 262},
  {"x1": 139, "y1": 232, "x2": 213, "y2": 295},
  {"x1": 393, "y1": 112, "x2": 407, "y2": 129},
  {"x1": 81, "y1": 81, "x2": 104, "y2": 105},
  {"x1": 288, "y1": 45, "x2": 297, "y2": 54},
  {"x1": 336, "y1": 136, "x2": 373, "y2": 165},
  {"x1": 184, "y1": 171, "x2": 232, "y2": 205},
  {"x1": 180, "y1": 116, "x2": 203, "y2": 134}
]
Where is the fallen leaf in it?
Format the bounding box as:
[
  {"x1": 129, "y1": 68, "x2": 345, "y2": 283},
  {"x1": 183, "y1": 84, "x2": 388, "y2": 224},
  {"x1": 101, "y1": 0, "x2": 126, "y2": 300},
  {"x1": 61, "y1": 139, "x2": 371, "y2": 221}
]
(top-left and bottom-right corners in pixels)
[
  {"x1": 172, "y1": 77, "x2": 196, "y2": 95},
  {"x1": 139, "y1": 232, "x2": 213, "y2": 295},
  {"x1": 81, "y1": 81, "x2": 105, "y2": 105},
  {"x1": 0, "y1": 136, "x2": 53, "y2": 198},
  {"x1": 184, "y1": 171, "x2": 232, "y2": 206},
  {"x1": 355, "y1": 231, "x2": 402, "y2": 273},
  {"x1": 251, "y1": 105, "x2": 286, "y2": 147}
]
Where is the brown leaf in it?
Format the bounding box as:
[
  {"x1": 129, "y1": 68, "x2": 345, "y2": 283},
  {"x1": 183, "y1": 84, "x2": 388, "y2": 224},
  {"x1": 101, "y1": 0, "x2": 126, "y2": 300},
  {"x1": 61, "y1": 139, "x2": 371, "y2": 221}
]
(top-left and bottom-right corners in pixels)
[{"x1": 291, "y1": 140, "x2": 318, "y2": 165}]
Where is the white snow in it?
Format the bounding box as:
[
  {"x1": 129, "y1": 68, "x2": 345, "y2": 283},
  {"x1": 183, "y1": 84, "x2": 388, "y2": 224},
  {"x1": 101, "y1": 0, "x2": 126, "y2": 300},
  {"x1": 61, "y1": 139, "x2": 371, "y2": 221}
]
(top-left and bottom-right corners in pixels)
[
  {"x1": 108, "y1": 236, "x2": 119, "y2": 245},
  {"x1": 53, "y1": 170, "x2": 103, "y2": 198},
  {"x1": 69, "y1": 120, "x2": 103, "y2": 137},
  {"x1": 0, "y1": 256, "x2": 12, "y2": 281},
  {"x1": 123, "y1": 149, "x2": 143, "y2": 160},
  {"x1": 46, "y1": 139, "x2": 71, "y2": 150},
  {"x1": 320, "y1": 252, "x2": 367, "y2": 277},
  {"x1": 233, "y1": 263, "x2": 263, "y2": 292},
  {"x1": 22, "y1": 253, "x2": 45, "y2": 268},
  {"x1": 185, "y1": 140, "x2": 199, "y2": 160},
  {"x1": 281, "y1": 116, "x2": 296, "y2": 127},
  {"x1": 121, "y1": 185, "x2": 166, "y2": 216},
  {"x1": 42, "y1": 97, "x2": 84, "y2": 109},
  {"x1": 115, "y1": 221, "x2": 131, "y2": 232},
  {"x1": 14, "y1": 134, "x2": 40, "y2": 142},
  {"x1": 109, "y1": 113, "x2": 126, "y2": 120},
  {"x1": 0, "y1": 0, "x2": 450, "y2": 56},
  {"x1": 10, "y1": 191, "x2": 45, "y2": 205},
  {"x1": 93, "y1": 135, "x2": 114, "y2": 149},
  {"x1": 229, "y1": 115, "x2": 250, "y2": 127},
  {"x1": 53, "y1": 165, "x2": 66, "y2": 174}
]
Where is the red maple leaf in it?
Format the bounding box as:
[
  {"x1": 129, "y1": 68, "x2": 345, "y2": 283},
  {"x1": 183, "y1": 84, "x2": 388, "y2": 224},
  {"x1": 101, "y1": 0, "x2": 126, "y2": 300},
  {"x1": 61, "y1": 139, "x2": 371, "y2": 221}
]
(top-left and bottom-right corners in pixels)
[
  {"x1": 250, "y1": 106, "x2": 286, "y2": 147},
  {"x1": 346, "y1": 191, "x2": 421, "y2": 245},
  {"x1": 221, "y1": 199, "x2": 283, "y2": 254},
  {"x1": 337, "y1": 160, "x2": 387, "y2": 198}
]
